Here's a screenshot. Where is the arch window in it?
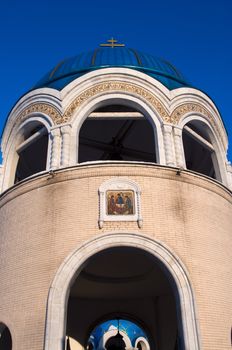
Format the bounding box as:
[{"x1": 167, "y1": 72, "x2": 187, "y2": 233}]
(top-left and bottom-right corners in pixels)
[
  {"x1": 78, "y1": 104, "x2": 157, "y2": 164},
  {"x1": 14, "y1": 121, "x2": 48, "y2": 183},
  {"x1": 182, "y1": 120, "x2": 221, "y2": 180},
  {"x1": 0, "y1": 323, "x2": 12, "y2": 350}
]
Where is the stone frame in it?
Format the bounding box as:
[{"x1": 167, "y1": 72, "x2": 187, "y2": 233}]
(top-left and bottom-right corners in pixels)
[
  {"x1": 98, "y1": 178, "x2": 143, "y2": 228},
  {"x1": 44, "y1": 232, "x2": 201, "y2": 350}
]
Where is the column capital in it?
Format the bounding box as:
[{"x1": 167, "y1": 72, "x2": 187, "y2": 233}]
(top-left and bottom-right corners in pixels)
[
  {"x1": 50, "y1": 127, "x2": 61, "y2": 137},
  {"x1": 173, "y1": 126, "x2": 182, "y2": 137},
  {"x1": 162, "y1": 124, "x2": 173, "y2": 134},
  {"x1": 60, "y1": 124, "x2": 72, "y2": 135}
]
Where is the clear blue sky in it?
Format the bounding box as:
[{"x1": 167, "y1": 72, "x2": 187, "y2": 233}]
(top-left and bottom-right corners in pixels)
[{"x1": 0, "y1": 0, "x2": 231, "y2": 162}]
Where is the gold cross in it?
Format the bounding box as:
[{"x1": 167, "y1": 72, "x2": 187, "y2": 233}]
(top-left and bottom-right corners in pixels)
[{"x1": 100, "y1": 38, "x2": 125, "y2": 48}]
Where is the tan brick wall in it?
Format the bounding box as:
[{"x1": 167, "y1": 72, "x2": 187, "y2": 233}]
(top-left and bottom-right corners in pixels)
[{"x1": 0, "y1": 164, "x2": 231, "y2": 350}]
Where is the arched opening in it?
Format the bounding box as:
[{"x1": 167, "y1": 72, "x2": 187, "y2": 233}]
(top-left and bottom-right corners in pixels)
[
  {"x1": 14, "y1": 121, "x2": 48, "y2": 183},
  {"x1": 78, "y1": 104, "x2": 157, "y2": 163},
  {"x1": 66, "y1": 247, "x2": 182, "y2": 350},
  {"x1": 0, "y1": 323, "x2": 12, "y2": 350},
  {"x1": 182, "y1": 120, "x2": 221, "y2": 180}
]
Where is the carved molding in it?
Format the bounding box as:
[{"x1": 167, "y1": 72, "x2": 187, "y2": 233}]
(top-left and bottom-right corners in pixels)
[
  {"x1": 63, "y1": 81, "x2": 170, "y2": 122},
  {"x1": 171, "y1": 103, "x2": 214, "y2": 125},
  {"x1": 12, "y1": 82, "x2": 222, "y2": 144},
  {"x1": 63, "y1": 82, "x2": 221, "y2": 140},
  {"x1": 170, "y1": 102, "x2": 221, "y2": 142},
  {"x1": 17, "y1": 103, "x2": 62, "y2": 125}
]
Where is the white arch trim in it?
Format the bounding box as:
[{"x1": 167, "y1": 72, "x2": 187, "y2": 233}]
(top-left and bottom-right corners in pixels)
[
  {"x1": 2, "y1": 115, "x2": 52, "y2": 192},
  {"x1": 44, "y1": 232, "x2": 201, "y2": 350},
  {"x1": 179, "y1": 114, "x2": 228, "y2": 185},
  {"x1": 101, "y1": 328, "x2": 132, "y2": 350},
  {"x1": 70, "y1": 93, "x2": 165, "y2": 166},
  {"x1": 134, "y1": 337, "x2": 150, "y2": 350}
]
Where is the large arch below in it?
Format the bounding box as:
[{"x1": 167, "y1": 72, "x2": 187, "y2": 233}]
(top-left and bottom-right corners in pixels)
[{"x1": 44, "y1": 233, "x2": 201, "y2": 350}]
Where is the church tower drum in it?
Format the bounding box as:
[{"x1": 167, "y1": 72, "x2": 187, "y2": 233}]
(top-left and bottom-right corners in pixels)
[{"x1": 0, "y1": 39, "x2": 231, "y2": 350}]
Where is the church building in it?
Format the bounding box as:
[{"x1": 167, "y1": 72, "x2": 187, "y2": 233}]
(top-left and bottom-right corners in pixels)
[{"x1": 0, "y1": 39, "x2": 231, "y2": 350}]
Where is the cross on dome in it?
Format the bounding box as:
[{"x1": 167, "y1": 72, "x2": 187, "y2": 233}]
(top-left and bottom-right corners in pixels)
[{"x1": 100, "y1": 37, "x2": 125, "y2": 48}]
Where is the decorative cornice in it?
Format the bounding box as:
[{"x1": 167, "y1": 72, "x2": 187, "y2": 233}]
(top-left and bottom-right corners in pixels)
[
  {"x1": 63, "y1": 81, "x2": 170, "y2": 123},
  {"x1": 17, "y1": 103, "x2": 62, "y2": 125},
  {"x1": 171, "y1": 103, "x2": 212, "y2": 124},
  {"x1": 63, "y1": 82, "x2": 218, "y2": 131},
  {"x1": 170, "y1": 102, "x2": 220, "y2": 140},
  {"x1": 12, "y1": 82, "x2": 221, "y2": 142}
]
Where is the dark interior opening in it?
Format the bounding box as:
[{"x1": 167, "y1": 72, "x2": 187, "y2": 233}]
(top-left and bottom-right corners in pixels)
[
  {"x1": 0, "y1": 324, "x2": 12, "y2": 350},
  {"x1": 14, "y1": 123, "x2": 48, "y2": 183},
  {"x1": 105, "y1": 333, "x2": 126, "y2": 350},
  {"x1": 78, "y1": 105, "x2": 156, "y2": 163},
  {"x1": 183, "y1": 122, "x2": 217, "y2": 179},
  {"x1": 66, "y1": 247, "x2": 182, "y2": 350}
]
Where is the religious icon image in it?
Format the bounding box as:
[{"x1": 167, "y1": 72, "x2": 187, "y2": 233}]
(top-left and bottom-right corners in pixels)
[{"x1": 106, "y1": 190, "x2": 134, "y2": 215}]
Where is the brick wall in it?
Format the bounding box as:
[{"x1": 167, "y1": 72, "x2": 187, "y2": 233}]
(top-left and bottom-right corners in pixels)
[{"x1": 0, "y1": 164, "x2": 231, "y2": 350}]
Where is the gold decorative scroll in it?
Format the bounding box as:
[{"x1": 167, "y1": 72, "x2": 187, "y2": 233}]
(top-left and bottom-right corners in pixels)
[
  {"x1": 63, "y1": 81, "x2": 170, "y2": 122},
  {"x1": 14, "y1": 81, "x2": 220, "y2": 142},
  {"x1": 17, "y1": 103, "x2": 63, "y2": 125}
]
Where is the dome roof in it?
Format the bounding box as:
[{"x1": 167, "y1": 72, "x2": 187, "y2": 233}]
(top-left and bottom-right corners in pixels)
[{"x1": 34, "y1": 41, "x2": 190, "y2": 91}]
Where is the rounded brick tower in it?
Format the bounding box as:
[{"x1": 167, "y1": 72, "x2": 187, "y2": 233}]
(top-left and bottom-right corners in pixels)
[{"x1": 0, "y1": 40, "x2": 231, "y2": 350}]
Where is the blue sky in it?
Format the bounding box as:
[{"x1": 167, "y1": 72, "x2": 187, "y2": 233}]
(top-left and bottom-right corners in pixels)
[{"x1": 0, "y1": 0, "x2": 231, "y2": 162}]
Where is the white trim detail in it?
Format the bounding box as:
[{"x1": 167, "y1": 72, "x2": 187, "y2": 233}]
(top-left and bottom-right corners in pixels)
[
  {"x1": 72, "y1": 92, "x2": 164, "y2": 166},
  {"x1": 44, "y1": 232, "x2": 201, "y2": 350},
  {"x1": 135, "y1": 337, "x2": 150, "y2": 350},
  {"x1": 50, "y1": 127, "x2": 61, "y2": 169},
  {"x1": 98, "y1": 178, "x2": 142, "y2": 229},
  {"x1": 100, "y1": 328, "x2": 132, "y2": 350},
  {"x1": 179, "y1": 115, "x2": 227, "y2": 185},
  {"x1": 2, "y1": 116, "x2": 52, "y2": 191}
]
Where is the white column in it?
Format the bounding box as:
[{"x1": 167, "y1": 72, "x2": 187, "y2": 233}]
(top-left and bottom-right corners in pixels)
[
  {"x1": 98, "y1": 190, "x2": 104, "y2": 229},
  {"x1": 61, "y1": 125, "x2": 72, "y2": 167},
  {"x1": 136, "y1": 190, "x2": 143, "y2": 228},
  {"x1": 50, "y1": 128, "x2": 61, "y2": 169},
  {"x1": 162, "y1": 124, "x2": 175, "y2": 166},
  {"x1": 173, "y1": 127, "x2": 185, "y2": 168}
]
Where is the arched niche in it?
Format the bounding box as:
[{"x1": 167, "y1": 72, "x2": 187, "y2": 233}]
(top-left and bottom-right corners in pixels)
[
  {"x1": 44, "y1": 233, "x2": 200, "y2": 350},
  {"x1": 71, "y1": 94, "x2": 165, "y2": 166},
  {"x1": 0, "y1": 323, "x2": 12, "y2": 350},
  {"x1": 181, "y1": 116, "x2": 224, "y2": 182},
  {"x1": 2, "y1": 116, "x2": 51, "y2": 189}
]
